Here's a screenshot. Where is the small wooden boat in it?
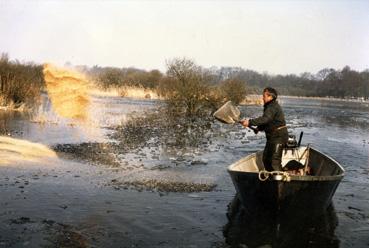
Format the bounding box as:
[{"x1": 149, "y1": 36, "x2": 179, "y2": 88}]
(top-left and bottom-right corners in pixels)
[{"x1": 228, "y1": 146, "x2": 345, "y2": 216}]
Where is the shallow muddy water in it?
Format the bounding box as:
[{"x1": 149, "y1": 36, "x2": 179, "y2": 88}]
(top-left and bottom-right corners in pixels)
[{"x1": 0, "y1": 96, "x2": 368, "y2": 247}]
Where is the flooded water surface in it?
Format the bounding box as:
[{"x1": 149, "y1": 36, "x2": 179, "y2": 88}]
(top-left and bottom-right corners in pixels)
[{"x1": 0, "y1": 96, "x2": 368, "y2": 247}]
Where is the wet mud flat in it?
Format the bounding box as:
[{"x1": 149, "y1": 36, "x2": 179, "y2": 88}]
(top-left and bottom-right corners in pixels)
[{"x1": 1, "y1": 97, "x2": 369, "y2": 247}]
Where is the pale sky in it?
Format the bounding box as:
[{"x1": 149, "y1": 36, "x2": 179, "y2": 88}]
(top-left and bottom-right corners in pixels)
[{"x1": 1, "y1": 0, "x2": 368, "y2": 74}]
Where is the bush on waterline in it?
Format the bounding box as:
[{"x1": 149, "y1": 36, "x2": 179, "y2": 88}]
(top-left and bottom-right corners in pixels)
[
  {"x1": 0, "y1": 53, "x2": 44, "y2": 108},
  {"x1": 158, "y1": 58, "x2": 249, "y2": 116}
]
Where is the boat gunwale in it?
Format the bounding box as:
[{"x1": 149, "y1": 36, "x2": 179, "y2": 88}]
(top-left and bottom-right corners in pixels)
[{"x1": 227, "y1": 147, "x2": 345, "y2": 182}]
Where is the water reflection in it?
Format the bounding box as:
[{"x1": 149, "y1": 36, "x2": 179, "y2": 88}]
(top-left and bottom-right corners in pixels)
[
  {"x1": 0, "y1": 111, "x2": 15, "y2": 135},
  {"x1": 223, "y1": 195, "x2": 339, "y2": 248}
]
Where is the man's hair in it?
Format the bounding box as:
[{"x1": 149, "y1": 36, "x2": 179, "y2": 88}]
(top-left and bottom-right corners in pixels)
[{"x1": 263, "y1": 87, "x2": 278, "y2": 99}]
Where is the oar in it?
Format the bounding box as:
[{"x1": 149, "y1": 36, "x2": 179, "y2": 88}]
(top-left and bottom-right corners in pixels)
[{"x1": 213, "y1": 101, "x2": 258, "y2": 133}]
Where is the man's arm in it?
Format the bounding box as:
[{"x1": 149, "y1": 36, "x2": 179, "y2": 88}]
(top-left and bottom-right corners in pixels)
[
  {"x1": 257, "y1": 124, "x2": 266, "y2": 131},
  {"x1": 249, "y1": 107, "x2": 274, "y2": 127}
]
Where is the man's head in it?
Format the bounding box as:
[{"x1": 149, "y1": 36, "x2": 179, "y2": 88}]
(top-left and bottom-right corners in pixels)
[{"x1": 262, "y1": 87, "x2": 278, "y2": 104}]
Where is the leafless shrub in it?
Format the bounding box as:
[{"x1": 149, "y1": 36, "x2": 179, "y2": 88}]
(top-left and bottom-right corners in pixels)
[
  {"x1": 0, "y1": 53, "x2": 44, "y2": 108},
  {"x1": 220, "y1": 78, "x2": 248, "y2": 105},
  {"x1": 158, "y1": 58, "x2": 216, "y2": 116}
]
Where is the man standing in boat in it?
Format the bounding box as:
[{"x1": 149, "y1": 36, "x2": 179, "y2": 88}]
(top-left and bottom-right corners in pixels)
[{"x1": 241, "y1": 87, "x2": 288, "y2": 171}]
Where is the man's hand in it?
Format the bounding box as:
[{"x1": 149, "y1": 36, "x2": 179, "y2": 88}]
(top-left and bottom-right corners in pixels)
[
  {"x1": 253, "y1": 128, "x2": 259, "y2": 134},
  {"x1": 240, "y1": 119, "x2": 249, "y2": 127}
]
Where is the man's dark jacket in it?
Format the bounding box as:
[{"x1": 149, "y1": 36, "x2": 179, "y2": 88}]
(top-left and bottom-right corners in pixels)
[{"x1": 249, "y1": 99, "x2": 288, "y2": 143}]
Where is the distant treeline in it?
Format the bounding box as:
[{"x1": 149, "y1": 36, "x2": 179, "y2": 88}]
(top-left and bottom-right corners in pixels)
[
  {"x1": 1, "y1": 52, "x2": 369, "y2": 110},
  {"x1": 87, "y1": 64, "x2": 369, "y2": 100},
  {"x1": 209, "y1": 66, "x2": 369, "y2": 99},
  {"x1": 86, "y1": 66, "x2": 162, "y2": 89}
]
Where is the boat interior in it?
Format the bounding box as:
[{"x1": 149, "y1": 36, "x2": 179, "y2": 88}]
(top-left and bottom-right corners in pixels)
[{"x1": 229, "y1": 146, "x2": 344, "y2": 177}]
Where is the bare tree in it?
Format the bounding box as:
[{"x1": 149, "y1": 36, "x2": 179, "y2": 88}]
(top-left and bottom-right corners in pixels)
[
  {"x1": 158, "y1": 58, "x2": 211, "y2": 116},
  {"x1": 220, "y1": 78, "x2": 247, "y2": 105}
]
